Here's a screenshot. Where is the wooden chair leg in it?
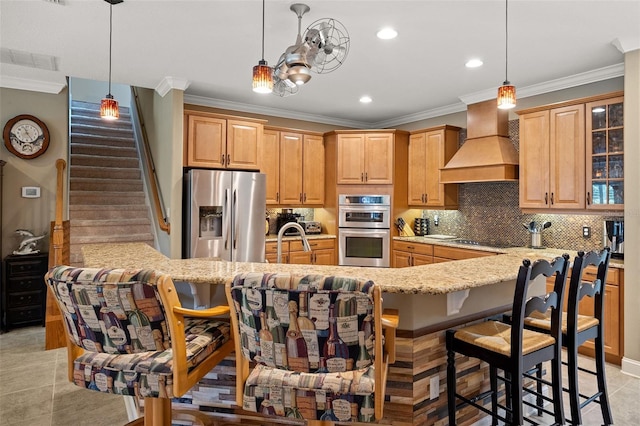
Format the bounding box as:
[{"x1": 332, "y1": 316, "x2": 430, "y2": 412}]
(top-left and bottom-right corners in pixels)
[
  {"x1": 551, "y1": 355, "x2": 565, "y2": 425},
  {"x1": 504, "y1": 371, "x2": 512, "y2": 424},
  {"x1": 510, "y1": 368, "x2": 524, "y2": 426},
  {"x1": 446, "y1": 342, "x2": 457, "y2": 426},
  {"x1": 595, "y1": 333, "x2": 613, "y2": 425},
  {"x1": 490, "y1": 366, "x2": 498, "y2": 426},
  {"x1": 567, "y1": 343, "x2": 581, "y2": 425},
  {"x1": 144, "y1": 397, "x2": 171, "y2": 426}
]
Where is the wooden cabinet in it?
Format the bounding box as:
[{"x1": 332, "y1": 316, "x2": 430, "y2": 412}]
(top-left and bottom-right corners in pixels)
[
  {"x1": 184, "y1": 111, "x2": 264, "y2": 170},
  {"x1": 546, "y1": 266, "x2": 623, "y2": 364},
  {"x1": 519, "y1": 105, "x2": 585, "y2": 209},
  {"x1": 408, "y1": 126, "x2": 460, "y2": 208},
  {"x1": 266, "y1": 238, "x2": 335, "y2": 265},
  {"x1": 432, "y1": 245, "x2": 497, "y2": 263},
  {"x1": 2, "y1": 253, "x2": 49, "y2": 331},
  {"x1": 336, "y1": 133, "x2": 394, "y2": 184},
  {"x1": 392, "y1": 241, "x2": 433, "y2": 268},
  {"x1": 585, "y1": 96, "x2": 624, "y2": 210},
  {"x1": 261, "y1": 128, "x2": 324, "y2": 206}
]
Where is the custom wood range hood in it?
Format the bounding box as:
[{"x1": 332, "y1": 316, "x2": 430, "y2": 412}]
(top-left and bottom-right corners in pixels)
[{"x1": 440, "y1": 99, "x2": 519, "y2": 183}]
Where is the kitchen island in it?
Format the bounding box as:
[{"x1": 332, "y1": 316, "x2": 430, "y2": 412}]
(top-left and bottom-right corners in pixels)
[{"x1": 80, "y1": 241, "x2": 575, "y2": 425}]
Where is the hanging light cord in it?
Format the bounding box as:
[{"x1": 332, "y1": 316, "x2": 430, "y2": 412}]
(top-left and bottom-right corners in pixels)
[
  {"x1": 260, "y1": 0, "x2": 266, "y2": 60},
  {"x1": 504, "y1": 0, "x2": 509, "y2": 83},
  {"x1": 108, "y1": 3, "x2": 113, "y2": 95}
]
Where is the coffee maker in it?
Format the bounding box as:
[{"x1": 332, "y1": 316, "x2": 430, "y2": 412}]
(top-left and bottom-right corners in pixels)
[{"x1": 604, "y1": 219, "x2": 624, "y2": 259}]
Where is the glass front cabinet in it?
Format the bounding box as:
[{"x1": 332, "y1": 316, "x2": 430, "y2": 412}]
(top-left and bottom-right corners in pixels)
[{"x1": 586, "y1": 96, "x2": 624, "y2": 210}]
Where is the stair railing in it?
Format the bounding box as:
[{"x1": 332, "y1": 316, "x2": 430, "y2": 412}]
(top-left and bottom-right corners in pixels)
[{"x1": 130, "y1": 86, "x2": 170, "y2": 234}]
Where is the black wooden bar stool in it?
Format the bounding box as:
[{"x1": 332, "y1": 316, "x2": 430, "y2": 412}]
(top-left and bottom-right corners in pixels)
[
  {"x1": 521, "y1": 248, "x2": 613, "y2": 425},
  {"x1": 446, "y1": 254, "x2": 569, "y2": 426}
]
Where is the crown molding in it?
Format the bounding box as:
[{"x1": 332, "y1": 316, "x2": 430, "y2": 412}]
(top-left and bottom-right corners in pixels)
[
  {"x1": 612, "y1": 37, "x2": 640, "y2": 54},
  {"x1": 183, "y1": 94, "x2": 371, "y2": 129},
  {"x1": 372, "y1": 103, "x2": 467, "y2": 129},
  {"x1": 155, "y1": 76, "x2": 190, "y2": 97},
  {"x1": 0, "y1": 76, "x2": 66, "y2": 94},
  {"x1": 458, "y1": 63, "x2": 624, "y2": 106}
]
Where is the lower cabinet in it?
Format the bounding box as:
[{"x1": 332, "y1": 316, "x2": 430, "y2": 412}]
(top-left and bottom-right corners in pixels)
[
  {"x1": 266, "y1": 238, "x2": 336, "y2": 265},
  {"x1": 392, "y1": 241, "x2": 433, "y2": 268},
  {"x1": 432, "y1": 245, "x2": 497, "y2": 263}
]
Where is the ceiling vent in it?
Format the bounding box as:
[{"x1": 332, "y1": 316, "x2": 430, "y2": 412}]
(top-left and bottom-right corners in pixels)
[
  {"x1": 0, "y1": 48, "x2": 58, "y2": 71},
  {"x1": 440, "y1": 99, "x2": 519, "y2": 183}
]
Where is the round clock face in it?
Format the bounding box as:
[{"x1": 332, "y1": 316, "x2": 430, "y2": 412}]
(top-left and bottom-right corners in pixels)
[{"x1": 3, "y1": 114, "x2": 50, "y2": 159}]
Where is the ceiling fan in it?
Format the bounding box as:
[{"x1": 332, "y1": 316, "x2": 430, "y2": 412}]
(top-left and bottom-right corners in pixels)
[{"x1": 272, "y1": 3, "x2": 350, "y2": 97}]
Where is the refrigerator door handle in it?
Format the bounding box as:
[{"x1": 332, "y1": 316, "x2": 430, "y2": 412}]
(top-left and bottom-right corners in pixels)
[
  {"x1": 224, "y1": 189, "x2": 230, "y2": 250},
  {"x1": 233, "y1": 189, "x2": 238, "y2": 250}
]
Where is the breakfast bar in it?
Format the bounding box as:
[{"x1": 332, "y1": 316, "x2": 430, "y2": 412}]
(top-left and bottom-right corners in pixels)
[{"x1": 80, "y1": 241, "x2": 573, "y2": 425}]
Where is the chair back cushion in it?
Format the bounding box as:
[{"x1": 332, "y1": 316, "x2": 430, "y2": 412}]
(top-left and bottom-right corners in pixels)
[
  {"x1": 229, "y1": 272, "x2": 379, "y2": 422},
  {"x1": 47, "y1": 266, "x2": 170, "y2": 354}
]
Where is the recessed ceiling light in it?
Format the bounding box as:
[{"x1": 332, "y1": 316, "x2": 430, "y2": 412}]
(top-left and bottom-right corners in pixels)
[
  {"x1": 376, "y1": 28, "x2": 397, "y2": 40},
  {"x1": 360, "y1": 96, "x2": 372, "y2": 103},
  {"x1": 465, "y1": 59, "x2": 483, "y2": 68}
]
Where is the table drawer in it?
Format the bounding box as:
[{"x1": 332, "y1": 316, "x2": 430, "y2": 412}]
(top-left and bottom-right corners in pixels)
[
  {"x1": 5, "y1": 259, "x2": 47, "y2": 277},
  {"x1": 7, "y1": 306, "x2": 43, "y2": 324},
  {"x1": 6, "y1": 276, "x2": 45, "y2": 292}
]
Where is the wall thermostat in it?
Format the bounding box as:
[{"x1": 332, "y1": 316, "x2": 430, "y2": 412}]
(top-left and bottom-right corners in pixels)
[{"x1": 21, "y1": 186, "x2": 41, "y2": 198}]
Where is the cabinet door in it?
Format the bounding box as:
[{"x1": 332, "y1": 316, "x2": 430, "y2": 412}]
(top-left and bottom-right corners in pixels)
[
  {"x1": 408, "y1": 133, "x2": 427, "y2": 205},
  {"x1": 577, "y1": 283, "x2": 620, "y2": 358},
  {"x1": 424, "y1": 130, "x2": 446, "y2": 207},
  {"x1": 337, "y1": 134, "x2": 366, "y2": 184},
  {"x1": 364, "y1": 133, "x2": 394, "y2": 184},
  {"x1": 392, "y1": 250, "x2": 412, "y2": 268},
  {"x1": 313, "y1": 249, "x2": 335, "y2": 265},
  {"x1": 549, "y1": 105, "x2": 585, "y2": 209},
  {"x1": 586, "y1": 96, "x2": 624, "y2": 211},
  {"x1": 519, "y1": 111, "x2": 550, "y2": 208},
  {"x1": 226, "y1": 120, "x2": 261, "y2": 170},
  {"x1": 412, "y1": 253, "x2": 433, "y2": 266},
  {"x1": 302, "y1": 134, "x2": 325, "y2": 204},
  {"x1": 262, "y1": 129, "x2": 280, "y2": 205},
  {"x1": 279, "y1": 132, "x2": 304, "y2": 204},
  {"x1": 186, "y1": 115, "x2": 226, "y2": 168},
  {"x1": 289, "y1": 250, "x2": 312, "y2": 265}
]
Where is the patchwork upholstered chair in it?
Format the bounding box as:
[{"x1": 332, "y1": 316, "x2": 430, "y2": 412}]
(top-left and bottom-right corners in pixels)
[
  {"x1": 225, "y1": 272, "x2": 398, "y2": 424},
  {"x1": 45, "y1": 266, "x2": 235, "y2": 425}
]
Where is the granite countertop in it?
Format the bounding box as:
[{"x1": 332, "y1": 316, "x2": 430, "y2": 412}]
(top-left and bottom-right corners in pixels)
[
  {"x1": 265, "y1": 234, "x2": 336, "y2": 243},
  {"x1": 81, "y1": 242, "x2": 581, "y2": 296}
]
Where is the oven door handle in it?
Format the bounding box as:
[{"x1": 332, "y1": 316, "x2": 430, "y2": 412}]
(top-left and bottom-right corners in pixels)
[{"x1": 340, "y1": 228, "x2": 390, "y2": 237}]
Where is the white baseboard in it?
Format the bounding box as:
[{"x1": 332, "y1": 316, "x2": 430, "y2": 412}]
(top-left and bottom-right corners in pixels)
[{"x1": 621, "y1": 356, "x2": 640, "y2": 378}]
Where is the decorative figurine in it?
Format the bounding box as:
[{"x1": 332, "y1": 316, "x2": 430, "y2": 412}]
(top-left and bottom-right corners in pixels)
[{"x1": 13, "y1": 229, "x2": 46, "y2": 255}]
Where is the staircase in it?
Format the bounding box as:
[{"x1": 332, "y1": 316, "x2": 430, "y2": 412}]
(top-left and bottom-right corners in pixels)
[{"x1": 69, "y1": 100, "x2": 154, "y2": 266}]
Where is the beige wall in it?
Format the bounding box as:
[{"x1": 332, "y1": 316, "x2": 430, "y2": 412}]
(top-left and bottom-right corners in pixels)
[
  {"x1": 0, "y1": 87, "x2": 69, "y2": 258},
  {"x1": 623, "y1": 49, "x2": 640, "y2": 375}
]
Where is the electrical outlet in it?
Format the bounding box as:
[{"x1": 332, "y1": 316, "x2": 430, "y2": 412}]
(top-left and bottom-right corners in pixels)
[
  {"x1": 583, "y1": 226, "x2": 591, "y2": 238},
  {"x1": 430, "y1": 375, "x2": 439, "y2": 400}
]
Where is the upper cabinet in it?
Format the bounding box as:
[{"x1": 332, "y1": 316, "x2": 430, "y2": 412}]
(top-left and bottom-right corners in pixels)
[
  {"x1": 408, "y1": 126, "x2": 460, "y2": 208},
  {"x1": 517, "y1": 92, "x2": 623, "y2": 212},
  {"x1": 184, "y1": 111, "x2": 264, "y2": 170},
  {"x1": 586, "y1": 96, "x2": 624, "y2": 211},
  {"x1": 260, "y1": 127, "x2": 324, "y2": 206},
  {"x1": 336, "y1": 132, "x2": 395, "y2": 184}
]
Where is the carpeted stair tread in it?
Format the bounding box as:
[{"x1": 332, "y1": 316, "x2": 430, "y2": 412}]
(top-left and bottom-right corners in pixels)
[
  {"x1": 69, "y1": 192, "x2": 146, "y2": 205},
  {"x1": 71, "y1": 133, "x2": 136, "y2": 148},
  {"x1": 69, "y1": 205, "x2": 150, "y2": 221},
  {"x1": 70, "y1": 166, "x2": 141, "y2": 179},
  {"x1": 71, "y1": 154, "x2": 140, "y2": 168},
  {"x1": 72, "y1": 217, "x2": 151, "y2": 227},
  {"x1": 70, "y1": 178, "x2": 143, "y2": 192},
  {"x1": 70, "y1": 233, "x2": 154, "y2": 245},
  {"x1": 71, "y1": 144, "x2": 138, "y2": 158}
]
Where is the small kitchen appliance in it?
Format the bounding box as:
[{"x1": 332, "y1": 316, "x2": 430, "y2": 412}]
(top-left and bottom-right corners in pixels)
[
  {"x1": 276, "y1": 210, "x2": 303, "y2": 235},
  {"x1": 299, "y1": 220, "x2": 322, "y2": 235},
  {"x1": 604, "y1": 219, "x2": 624, "y2": 259}
]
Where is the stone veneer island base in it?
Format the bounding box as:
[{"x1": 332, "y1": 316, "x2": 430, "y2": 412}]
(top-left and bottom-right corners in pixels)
[{"x1": 80, "y1": 243, "x2": 565, "y2": 425}]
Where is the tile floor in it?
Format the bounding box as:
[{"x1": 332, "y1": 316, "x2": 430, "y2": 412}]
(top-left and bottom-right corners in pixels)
[{"x1": 1, "y1": 326, "x2": 639, "y2": 425}]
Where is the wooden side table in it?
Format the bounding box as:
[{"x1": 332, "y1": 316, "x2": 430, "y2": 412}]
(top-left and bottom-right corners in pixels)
[{"x1": 1, "y1": 252, "x2": 49, "y2": 331}]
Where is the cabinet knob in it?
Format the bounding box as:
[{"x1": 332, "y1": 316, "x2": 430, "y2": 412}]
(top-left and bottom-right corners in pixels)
[
  {"x1": 365, "y1": 172, "x2": 368, "y2": 181},
  {"x1": 221, "y1": 154, "x2": 225, "y2": 165},
  {"x1": 550, "y1": 192, "x2": 554, "y2": 205},
  {"x1": 303, "y1": 193, "x2": 307, "y2": 202},
  {"x1": 545, "y1": 192, "x2": 549, "y2": 205},
  {"x1": 587, "y1": 192, "x2": 591, "y2": 205},
  {"x1": 226, "y1": 154, "x2": 230, "y2": 165},
  {"x1": 361, "y1": 172, "x2": 364, "y2": 182}
]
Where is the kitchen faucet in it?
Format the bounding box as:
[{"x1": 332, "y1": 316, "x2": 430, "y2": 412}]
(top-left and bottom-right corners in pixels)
[{"x1": 277, "y1": 222, "x2": 311, "y2": 263}]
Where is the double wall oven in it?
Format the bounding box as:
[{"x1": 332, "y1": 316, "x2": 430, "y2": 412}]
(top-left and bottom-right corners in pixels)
[{"x1": 338, "y1": 194, "x2": 391, "y2": 267}]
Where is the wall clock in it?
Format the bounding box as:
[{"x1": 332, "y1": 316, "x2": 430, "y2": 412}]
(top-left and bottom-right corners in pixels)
[{"x1": 3, "y1": 114, "x2": 50, "y2": 159}]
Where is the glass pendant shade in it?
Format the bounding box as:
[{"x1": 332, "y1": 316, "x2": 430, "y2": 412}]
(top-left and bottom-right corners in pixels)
[
  {"x1": 100, "y1": 95, "x2": 119, "y2": 120},
  {"x1": 252, "y1": 60, "x2": 273, "y2": 93},
  {"x1": 497, "y1": 83, "x2": 516, "y2": 109}
]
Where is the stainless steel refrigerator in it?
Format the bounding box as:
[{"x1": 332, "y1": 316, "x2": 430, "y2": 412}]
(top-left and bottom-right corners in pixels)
[{"x1": 183, "y1": 169, "x2": 266, "y2": 262}]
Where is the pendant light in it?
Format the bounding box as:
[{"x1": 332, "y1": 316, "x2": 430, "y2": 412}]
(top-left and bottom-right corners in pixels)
[
  {"x1": 252, "y1": 0, "x2": 273, "y2": 93},
  {"x1": 100, "y1": 0, "x2": 123, "y2": 120},
  {"x1": 497, "y1": 0, "x2": 516, "y2": 109}
]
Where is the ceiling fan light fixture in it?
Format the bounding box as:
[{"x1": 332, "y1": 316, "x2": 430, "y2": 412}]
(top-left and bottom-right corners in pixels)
[
  {"x1": 287, "y1": 65, "x2": 312, "y2": 85},
  {"x1": 100, "y1": 0, "x2": 122, "y2": 120},
  {"x1": 497, "y1": 0, "x2": 516, "y2": 109},
  {"x1": 252, "y1": 60, "x2": 273, "y2": 93}
]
